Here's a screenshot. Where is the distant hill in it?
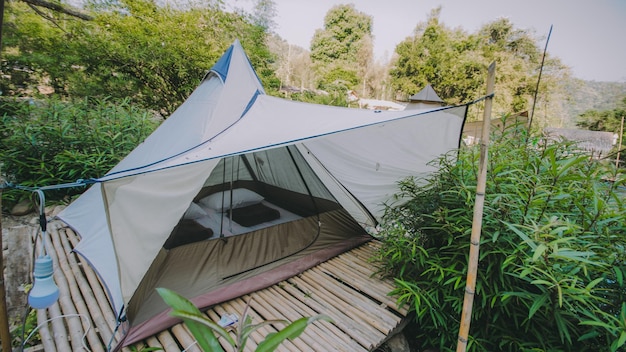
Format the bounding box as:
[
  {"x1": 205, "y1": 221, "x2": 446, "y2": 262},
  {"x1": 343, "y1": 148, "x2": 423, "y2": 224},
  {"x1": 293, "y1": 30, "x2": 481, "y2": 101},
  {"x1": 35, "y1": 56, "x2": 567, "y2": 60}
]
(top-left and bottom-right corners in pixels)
[{"x1": 562, "y1": 79, "x2": 626, "y2": 125}]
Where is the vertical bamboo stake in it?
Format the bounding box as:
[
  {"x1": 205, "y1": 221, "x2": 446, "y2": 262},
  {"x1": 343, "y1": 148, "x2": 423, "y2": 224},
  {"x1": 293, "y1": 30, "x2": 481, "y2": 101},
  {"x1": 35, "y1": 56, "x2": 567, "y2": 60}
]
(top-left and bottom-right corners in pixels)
[{"x1": 456, "y1": 62, "x2": 496, "y2": 352}]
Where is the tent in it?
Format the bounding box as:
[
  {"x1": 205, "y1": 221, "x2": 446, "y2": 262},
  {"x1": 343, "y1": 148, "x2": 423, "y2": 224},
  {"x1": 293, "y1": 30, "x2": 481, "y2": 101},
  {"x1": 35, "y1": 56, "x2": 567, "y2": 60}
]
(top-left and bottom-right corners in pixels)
[{"x1": 58, "y1": 40, "x2": 468, "y2": 346}]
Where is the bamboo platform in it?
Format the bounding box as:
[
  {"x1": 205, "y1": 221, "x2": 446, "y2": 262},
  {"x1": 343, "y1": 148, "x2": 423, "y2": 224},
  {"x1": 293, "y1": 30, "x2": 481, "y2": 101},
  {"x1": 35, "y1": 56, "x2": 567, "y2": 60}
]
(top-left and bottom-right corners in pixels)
[{"x1": 33, "y1": 220, "x2": 408, "y2": 351}]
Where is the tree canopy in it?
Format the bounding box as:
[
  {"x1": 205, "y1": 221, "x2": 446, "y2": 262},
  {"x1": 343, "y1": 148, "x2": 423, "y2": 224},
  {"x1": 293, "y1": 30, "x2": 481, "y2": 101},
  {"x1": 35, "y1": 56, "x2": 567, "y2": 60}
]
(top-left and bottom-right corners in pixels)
[
  {"x1": 2, "y1": 0, "x2": 277, "y2": 116},
  {"x1": 577, "y1": 96, "x2": 626, "y2": 133},
  {"x1": 390, "y1": 8, "x2": 568, "y2": 121},
  {"x1": 309, "y1": 4, "x2": 374, "y2": 92}
]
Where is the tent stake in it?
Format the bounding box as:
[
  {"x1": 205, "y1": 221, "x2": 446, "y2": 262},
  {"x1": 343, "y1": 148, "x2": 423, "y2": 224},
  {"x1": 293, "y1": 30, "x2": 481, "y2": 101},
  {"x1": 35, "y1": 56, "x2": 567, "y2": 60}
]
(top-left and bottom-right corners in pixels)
[{"x1": 456, "y1": 61, "x2": 496, "y2": 352}]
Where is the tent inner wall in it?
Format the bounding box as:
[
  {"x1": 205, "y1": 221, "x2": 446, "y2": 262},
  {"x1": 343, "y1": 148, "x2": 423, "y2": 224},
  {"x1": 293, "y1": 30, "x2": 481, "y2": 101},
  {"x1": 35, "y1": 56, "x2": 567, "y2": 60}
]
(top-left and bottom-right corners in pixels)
[
  {"x1": 204, "y1": 146, "x2": 337, "y2": 202},
  {"x1": 126, "y1": 145, "x2": 370, "y2": 325}
]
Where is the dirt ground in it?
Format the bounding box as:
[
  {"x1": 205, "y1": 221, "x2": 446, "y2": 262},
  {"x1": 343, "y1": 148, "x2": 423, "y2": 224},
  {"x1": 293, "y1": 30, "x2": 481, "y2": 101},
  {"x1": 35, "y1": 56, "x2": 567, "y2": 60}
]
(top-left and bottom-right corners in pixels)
[{"x1": 2, "y1": 211, "x2": 41, "y2": 327}]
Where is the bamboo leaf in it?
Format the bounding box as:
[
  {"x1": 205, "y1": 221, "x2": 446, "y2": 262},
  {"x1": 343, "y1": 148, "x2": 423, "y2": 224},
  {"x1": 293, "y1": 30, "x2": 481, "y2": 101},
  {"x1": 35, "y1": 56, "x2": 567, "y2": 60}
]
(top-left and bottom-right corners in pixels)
[
  {"x1": 528, "y1": 293, "x2": 549, "y2": 319},
  {"x1": 169, "y1": 311, "x2": 231, "y2": 351},
  {"x1": 532, "y1": 244, "x2": 548, "y2": 262},
  {"x1": 584, "y1": 277, "x2": 605, "y2": 292},
  {"x1": 502, "y1": 221, "x2": 537, "y2": 250},
  {"x1": 157, "y1": 287, "x2": 231, "y2": 350},
  {"x1": 614, "y1": 266, "x2": 624, "y2": 287},
  {"x1": 555, "y1": 155, "x2": 586, "y2": 178},
  {"x1": 611, "y1": 331, "x2": 626, "y2": 352},
  {"x1": 579, "y1": 319, "x2": 615, "y2": 329},
  {"x1": 255, "y1": 315, "x2": 332, "y2": 352}
]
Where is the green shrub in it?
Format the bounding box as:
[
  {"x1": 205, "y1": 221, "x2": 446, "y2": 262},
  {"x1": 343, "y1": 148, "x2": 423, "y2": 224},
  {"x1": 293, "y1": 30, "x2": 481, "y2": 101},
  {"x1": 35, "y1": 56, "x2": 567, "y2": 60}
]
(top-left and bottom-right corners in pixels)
[
  {"x1": 376, "y1": 116, "x2": 626, "y2": 351},
  {"x1": 0, "y1": 97, "x2": 158, "y2": 207}
]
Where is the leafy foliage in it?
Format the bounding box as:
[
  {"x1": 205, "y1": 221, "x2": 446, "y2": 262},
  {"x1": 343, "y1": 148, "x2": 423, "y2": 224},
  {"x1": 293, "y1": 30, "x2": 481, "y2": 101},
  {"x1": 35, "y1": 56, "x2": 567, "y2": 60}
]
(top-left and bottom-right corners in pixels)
[
  {"x1": 375, "y1": 116, "x2": 626, "y2": 351},
  {"x1": 0, "y1": 97, "x2": 158, "y2": 205},
  {"x1": 310, "y1": 4, "x2": 372, "y2": 64},
  {"x1": 390, "y1": 9, "x2": 568, "y2": 122},
  {"x1": 11, "y1": 308, "x2": 38, "y2": 349},
  {"x1": 3, "y1": 0, "x2": 278, "y2": 116},
  {"x1": 310, "y1": 4, "x2": 373, "y2": 90},
  {"x1": 577, "y1": 97, "x2": 626, "y2": 133},
  {"x1": 391, "y1": 8, "x2": 483, "y2": 106},
  {"x1": 157, "y1": 288, "x2": 331, "y2": 352}
]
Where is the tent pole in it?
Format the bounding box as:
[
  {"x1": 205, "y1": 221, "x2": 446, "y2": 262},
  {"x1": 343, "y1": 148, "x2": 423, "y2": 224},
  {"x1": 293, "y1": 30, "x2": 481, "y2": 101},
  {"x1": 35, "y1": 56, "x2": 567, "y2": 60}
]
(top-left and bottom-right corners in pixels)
[{"x1": 456, "y1": 61, "x2": 496, "y2": 352}]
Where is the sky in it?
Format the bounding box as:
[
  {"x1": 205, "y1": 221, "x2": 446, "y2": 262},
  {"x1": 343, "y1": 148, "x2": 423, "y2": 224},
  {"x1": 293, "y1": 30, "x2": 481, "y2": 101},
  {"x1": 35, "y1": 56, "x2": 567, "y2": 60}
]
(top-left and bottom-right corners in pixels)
[{"x1": 228, "y1": 0, "x2": 626, "y2": 82}]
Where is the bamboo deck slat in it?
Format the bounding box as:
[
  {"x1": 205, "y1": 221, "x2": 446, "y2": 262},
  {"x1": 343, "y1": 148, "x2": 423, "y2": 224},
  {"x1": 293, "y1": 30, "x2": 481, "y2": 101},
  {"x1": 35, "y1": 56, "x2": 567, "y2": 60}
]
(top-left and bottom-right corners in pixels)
[{"x1": 30, "y1": 221, "x2": 407, "y2": 351}]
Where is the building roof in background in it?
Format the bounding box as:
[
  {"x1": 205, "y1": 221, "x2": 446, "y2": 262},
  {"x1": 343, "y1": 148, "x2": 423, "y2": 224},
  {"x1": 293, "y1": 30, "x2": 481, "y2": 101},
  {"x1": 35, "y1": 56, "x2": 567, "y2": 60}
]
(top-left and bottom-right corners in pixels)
[{"x1": 409, "y1": 84, "x2": 444, "y2": 104}]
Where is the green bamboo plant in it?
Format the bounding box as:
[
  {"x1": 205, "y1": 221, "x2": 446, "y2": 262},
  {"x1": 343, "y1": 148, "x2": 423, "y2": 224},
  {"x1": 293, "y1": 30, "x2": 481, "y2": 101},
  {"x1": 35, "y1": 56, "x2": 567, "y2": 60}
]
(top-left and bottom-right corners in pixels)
[
  {"x1": 0, "y1": 97, "x2": 158, "y2": 207},
  {"x1": 157, "y1": 288, "x2": 331, "y2": 352},
  {"x1": 376, "y1": 115, "x2": 626, "y2": 351}
]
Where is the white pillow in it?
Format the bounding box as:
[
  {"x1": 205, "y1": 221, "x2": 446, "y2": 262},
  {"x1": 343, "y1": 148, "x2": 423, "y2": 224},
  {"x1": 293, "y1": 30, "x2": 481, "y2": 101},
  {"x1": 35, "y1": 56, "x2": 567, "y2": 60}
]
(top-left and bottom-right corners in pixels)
[
  {"x1": 199, "y1": 188, "x2": 264, "y2": 212},
  {"x1": 183, "y1": 202, "x2": 207, "y2": 220}
]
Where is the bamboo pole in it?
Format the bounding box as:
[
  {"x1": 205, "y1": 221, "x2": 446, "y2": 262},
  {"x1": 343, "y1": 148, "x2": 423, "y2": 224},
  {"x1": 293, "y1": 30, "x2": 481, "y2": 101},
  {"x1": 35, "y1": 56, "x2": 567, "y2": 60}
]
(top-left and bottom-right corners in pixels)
[{"x1": 456, "y1": 61, "x2": 496, "y2": 352}]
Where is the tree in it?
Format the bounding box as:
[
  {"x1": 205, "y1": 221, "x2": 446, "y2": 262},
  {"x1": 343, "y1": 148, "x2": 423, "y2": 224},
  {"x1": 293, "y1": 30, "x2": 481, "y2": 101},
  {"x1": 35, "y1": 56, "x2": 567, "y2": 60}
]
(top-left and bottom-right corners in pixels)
[
  {"x1": 268, "y1": 35, "x2": 316, "y2": 90},
  {"x1": 309, "y1": 4, "x2": 373, "y2": 92},
  {"x1": 476, "y1": 17, "x2": 546, "y2": 115},
  {"x1": 577, "y1": 96, "x2": 626, "y2": 133},
  {"x1": 390, "y1": 9, "x2": 569, "y2": 122},
  {"x1": 2, "y1": 0, "x2": 277, "y2": 116},
  {"x1": 390, "y1": 8, "x2": 484, "y2": 105},
  {"x1": 250, "y1": 0, "x2": 277, "y2": 32},
  {"x1": 18, "y1": 0, "x2": 92, "y2": 20}
]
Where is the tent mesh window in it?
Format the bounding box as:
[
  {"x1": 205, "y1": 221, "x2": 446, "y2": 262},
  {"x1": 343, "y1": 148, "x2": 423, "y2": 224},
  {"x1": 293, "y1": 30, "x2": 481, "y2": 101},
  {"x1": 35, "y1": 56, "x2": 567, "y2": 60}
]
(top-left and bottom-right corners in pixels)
[{"x1": 164, "y1": 145, "x2": 343, "y2": 249}]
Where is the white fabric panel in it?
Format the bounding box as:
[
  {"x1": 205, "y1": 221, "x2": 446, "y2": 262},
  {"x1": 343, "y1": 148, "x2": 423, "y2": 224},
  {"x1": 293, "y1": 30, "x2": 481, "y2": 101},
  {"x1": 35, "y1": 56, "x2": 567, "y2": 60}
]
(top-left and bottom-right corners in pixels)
[
  {"x1": 103, "y1": 160, "x2": 218, "y2": 304},
  {"x1": 99, "y1": 97, "x2": 447, "y2": 180},
  {"x1": 297, "y1": 144, "x2": 376, "y2": 226},
  {"x1": 56, "y1": 184, "x2": 124, "y2": 314},
  {"x1": 303, "y1": 107, "x2": 466, "y2": 220},
  {"x1": 113, "y1": 96, "x2": 445, "y2": 174}
]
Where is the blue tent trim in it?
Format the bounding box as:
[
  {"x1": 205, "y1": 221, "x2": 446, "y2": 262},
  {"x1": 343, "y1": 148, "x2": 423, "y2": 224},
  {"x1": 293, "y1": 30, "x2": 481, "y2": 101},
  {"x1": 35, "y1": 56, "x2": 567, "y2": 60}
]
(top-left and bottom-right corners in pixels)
[
  {"x1": 211, "y1": 43, "x2": 234, "y2": 81},
  {"x1": 241, "y1": 90, "x2": 261, "y2": 118}
]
